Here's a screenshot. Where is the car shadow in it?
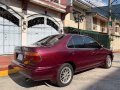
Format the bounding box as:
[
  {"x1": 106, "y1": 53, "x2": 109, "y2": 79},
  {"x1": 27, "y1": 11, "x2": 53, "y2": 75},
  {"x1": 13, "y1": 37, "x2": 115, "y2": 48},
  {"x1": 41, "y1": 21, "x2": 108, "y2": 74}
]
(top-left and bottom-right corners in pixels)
[
  {"x1": 74, "y1": 67, "x2": 96, "y2": 75},
  {"x1": 9, "y1": 72, "x2": 49, "y2": 88},
  {"x1": 8, "y1": 66, "x2": 56, "y2": 88}
]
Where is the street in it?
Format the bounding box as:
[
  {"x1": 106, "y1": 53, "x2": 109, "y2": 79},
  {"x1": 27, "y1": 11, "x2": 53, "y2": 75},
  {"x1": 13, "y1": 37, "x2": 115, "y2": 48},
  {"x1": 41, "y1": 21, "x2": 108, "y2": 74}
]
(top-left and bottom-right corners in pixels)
[{"x1": 0, "y1": 60, "x2": 120, "y2": 90}]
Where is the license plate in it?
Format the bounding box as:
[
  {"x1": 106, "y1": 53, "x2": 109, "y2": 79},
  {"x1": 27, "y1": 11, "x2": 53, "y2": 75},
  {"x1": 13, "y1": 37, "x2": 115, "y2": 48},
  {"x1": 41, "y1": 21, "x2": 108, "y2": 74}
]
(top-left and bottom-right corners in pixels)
[{"x1": 17, "y1": 54, "x2": 23, "y2": 61}]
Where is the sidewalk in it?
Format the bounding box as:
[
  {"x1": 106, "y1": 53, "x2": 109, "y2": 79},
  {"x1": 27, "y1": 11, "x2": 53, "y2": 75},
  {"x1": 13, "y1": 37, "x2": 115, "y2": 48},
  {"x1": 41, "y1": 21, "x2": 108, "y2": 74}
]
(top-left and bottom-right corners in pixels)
[{"x1": 0, "y1": 55, "x2": 14, "y2": 76}]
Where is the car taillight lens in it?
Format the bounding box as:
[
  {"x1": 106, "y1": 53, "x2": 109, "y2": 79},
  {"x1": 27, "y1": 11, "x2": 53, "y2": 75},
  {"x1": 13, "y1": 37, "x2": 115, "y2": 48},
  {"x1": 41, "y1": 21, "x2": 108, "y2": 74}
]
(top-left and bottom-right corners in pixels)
[
  {"x1": 25, "y1": 52, "x2": 40, "y2": 56},
  {"x1": 24, "y1": 52, "x2": 42, "y2": 65}
]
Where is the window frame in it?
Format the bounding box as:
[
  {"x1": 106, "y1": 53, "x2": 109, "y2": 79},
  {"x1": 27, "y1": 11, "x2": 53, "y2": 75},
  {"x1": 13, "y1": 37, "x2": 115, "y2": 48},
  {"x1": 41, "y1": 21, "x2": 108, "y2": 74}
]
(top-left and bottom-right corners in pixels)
[{"x1": 67, "y1": 35, "x2": 102, "y2": 49}]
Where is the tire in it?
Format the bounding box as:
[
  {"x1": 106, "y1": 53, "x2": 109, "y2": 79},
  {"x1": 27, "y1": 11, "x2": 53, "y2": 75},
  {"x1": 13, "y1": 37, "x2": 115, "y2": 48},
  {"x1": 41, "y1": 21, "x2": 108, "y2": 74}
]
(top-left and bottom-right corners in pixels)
[
  {"x1": 56, "y1": 63, "x2": 73, "y2": 87},
  {"x1": 103, "y1": 55, "x2": 112, "y2": 69}
]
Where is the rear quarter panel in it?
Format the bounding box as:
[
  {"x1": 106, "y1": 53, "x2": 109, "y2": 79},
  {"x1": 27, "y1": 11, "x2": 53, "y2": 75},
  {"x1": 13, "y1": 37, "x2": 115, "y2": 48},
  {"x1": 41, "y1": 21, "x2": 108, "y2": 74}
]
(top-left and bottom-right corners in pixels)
[{"x1": 37, "y1": 35, "x2": 73, "y2": 67}]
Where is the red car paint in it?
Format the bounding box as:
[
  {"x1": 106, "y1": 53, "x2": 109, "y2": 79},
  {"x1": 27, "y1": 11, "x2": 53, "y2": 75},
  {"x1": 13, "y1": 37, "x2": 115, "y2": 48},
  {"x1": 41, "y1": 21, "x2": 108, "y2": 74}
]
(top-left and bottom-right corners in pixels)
[{"x1": 9, "y1": 34, "x2": 113, "y2": 81}]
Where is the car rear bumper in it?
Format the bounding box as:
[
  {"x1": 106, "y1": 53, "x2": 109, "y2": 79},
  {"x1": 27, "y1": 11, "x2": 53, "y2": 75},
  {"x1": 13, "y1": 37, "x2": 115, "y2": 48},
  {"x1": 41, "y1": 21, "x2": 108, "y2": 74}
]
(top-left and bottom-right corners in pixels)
[{"x1": 9, "y1": 60, "x2": 59, "y2": 81}]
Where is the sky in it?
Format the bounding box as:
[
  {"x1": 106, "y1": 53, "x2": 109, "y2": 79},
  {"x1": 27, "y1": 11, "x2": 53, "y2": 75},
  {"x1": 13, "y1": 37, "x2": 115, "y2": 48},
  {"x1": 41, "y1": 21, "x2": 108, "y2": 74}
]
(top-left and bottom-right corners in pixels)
[{"x1": 82, "y1": 0, "x2": 120, "y2": 7}]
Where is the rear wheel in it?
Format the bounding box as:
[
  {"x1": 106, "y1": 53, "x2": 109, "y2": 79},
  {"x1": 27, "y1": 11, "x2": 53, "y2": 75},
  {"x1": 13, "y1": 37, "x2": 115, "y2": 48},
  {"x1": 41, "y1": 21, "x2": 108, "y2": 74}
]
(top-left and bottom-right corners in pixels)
[
  {"x1": 103, "y1": 55, "x2": 112, "y2": 69},
  {"x1": 55, "y1": 63, "x2": 73, "y2": 87}
]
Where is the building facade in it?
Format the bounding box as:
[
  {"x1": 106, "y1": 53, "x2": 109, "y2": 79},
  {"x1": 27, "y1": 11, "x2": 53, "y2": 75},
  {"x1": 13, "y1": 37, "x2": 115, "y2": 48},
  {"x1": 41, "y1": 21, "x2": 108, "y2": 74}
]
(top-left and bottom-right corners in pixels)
[
  {"x1": 91, "y1": 5, "x2": 120, "y2": 51},
  {"x1": 64, "y1": 0, "x2": 90, "y2": 30},
  {"x1": 0, "y1": 0, "x2": 72, "y2": 55},
  {"x1": 87, "y1": 13, "x2": 120, "y2": 51},
  {"x1": 64, "y1": 0, "x2": 120, "y2": 51}
]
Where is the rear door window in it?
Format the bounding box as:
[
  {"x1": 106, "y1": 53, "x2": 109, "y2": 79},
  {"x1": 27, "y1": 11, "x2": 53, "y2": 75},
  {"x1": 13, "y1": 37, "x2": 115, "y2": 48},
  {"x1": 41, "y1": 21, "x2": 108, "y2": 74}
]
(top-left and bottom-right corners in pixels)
[{"x1": 67, "y1": 35, "x2": 84, "y2": 48}]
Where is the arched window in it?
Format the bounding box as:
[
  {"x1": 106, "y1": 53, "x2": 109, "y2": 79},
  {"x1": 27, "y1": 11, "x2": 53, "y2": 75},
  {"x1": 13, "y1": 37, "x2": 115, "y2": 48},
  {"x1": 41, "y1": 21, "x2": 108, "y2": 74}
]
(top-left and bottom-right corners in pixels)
[{"x1": 27, "y1": 14, "x2": 60, "y2": 45}]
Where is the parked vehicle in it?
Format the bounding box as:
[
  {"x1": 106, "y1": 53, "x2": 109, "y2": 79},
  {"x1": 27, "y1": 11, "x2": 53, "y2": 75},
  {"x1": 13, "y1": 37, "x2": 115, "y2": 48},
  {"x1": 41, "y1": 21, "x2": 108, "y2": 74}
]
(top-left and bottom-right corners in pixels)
[{"x1": 9, "y1": 34, "x2": 113, "y2": 87}]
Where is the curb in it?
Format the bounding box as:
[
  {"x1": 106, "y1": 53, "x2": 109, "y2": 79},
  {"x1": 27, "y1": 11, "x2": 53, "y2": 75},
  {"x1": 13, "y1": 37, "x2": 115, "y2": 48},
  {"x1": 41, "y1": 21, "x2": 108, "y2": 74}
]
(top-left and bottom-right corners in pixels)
[
  {"x1": 0, "y1": 70, "x2": 8, "y2": 76},
  {"x1": 0, "y1": 67, "x2": 20, "y2": 76},
  {"x1": 0, "y1": 67, "x2": 8, "y2": 76}
]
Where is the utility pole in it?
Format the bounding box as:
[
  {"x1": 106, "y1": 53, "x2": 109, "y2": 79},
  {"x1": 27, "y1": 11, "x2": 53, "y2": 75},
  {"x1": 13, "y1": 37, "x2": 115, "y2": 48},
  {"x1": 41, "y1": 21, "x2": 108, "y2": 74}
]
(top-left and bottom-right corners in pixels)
[
  {"x1": 78, "y1": 14, "x2": 80, "y2": 29},
  {"x1": 108, "y1": 0, "x2": 113, "y2": 50},
  {"x1": 108, "y1": 0, "x2": 112, "y2": 35}
]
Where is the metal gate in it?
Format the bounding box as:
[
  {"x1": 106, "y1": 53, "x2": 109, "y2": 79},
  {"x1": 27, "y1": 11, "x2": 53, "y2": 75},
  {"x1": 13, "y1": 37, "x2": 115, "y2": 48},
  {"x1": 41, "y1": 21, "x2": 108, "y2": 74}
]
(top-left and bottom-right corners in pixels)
[
  {"x1": 27, "y1": 14, "x2": 60, "y2": 45},
  {"x1": 0, "y1": 3, "x2": 21, "y2": 54}
]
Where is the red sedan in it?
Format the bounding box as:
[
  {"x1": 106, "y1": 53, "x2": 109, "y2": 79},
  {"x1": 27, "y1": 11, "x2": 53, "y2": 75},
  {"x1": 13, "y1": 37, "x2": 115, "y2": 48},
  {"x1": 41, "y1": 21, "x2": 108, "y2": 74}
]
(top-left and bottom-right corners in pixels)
[{"x1": 10, "y1": 34, "x2": 113, "y2": 87}]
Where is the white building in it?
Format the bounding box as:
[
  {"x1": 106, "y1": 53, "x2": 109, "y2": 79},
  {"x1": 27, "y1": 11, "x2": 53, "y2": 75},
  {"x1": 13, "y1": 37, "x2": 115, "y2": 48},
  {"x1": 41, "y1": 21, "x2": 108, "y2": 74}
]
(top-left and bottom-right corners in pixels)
[{"x1": 0, "y1": 0, "x2": 72, "y2": 55}]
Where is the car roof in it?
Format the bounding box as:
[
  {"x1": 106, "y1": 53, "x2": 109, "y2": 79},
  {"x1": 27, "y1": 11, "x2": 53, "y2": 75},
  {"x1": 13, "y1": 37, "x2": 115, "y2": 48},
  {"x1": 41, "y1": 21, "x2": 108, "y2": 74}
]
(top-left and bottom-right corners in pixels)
[
  {"x1": 64, "y1": 34, "x2": 88, "y2": 37},
  {"x1": 54, "y1": 34, "x2": 90, "y2": 38}
]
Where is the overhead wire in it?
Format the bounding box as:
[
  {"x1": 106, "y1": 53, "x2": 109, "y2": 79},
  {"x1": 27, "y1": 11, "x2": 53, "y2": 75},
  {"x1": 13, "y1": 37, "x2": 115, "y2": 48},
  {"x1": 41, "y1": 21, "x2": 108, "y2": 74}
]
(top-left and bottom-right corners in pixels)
[
  {"x1": 84, "y1": 0, "x2": 108, "y2": 13},
  {"x1": 83, "y1": 0, "x2": 120, "y2": 19}
]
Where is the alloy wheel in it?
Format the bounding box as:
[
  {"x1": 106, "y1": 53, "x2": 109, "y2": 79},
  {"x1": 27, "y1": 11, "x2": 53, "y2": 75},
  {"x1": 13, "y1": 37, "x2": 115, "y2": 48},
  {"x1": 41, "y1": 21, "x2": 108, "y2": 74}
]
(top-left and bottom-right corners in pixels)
[{"x1": 60, "y1": 66, "x2": 72, "y2": 84}]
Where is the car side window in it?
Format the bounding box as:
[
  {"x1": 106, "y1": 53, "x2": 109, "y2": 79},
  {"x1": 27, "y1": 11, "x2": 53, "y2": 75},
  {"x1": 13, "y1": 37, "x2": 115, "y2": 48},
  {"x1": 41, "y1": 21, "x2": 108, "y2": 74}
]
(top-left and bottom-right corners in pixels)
[
  {"x1": 73, "y1": 36, "x2": 84, "y2": 48},
  {"x1": 83, "y1": 36, "x2": 100, "y2": 48},
  {"x1": 67, "y1": 38, "x2": 74, "y2": 48},
  {"x1": 67, "y1": 35, "x2": 84, "y2": 48}
]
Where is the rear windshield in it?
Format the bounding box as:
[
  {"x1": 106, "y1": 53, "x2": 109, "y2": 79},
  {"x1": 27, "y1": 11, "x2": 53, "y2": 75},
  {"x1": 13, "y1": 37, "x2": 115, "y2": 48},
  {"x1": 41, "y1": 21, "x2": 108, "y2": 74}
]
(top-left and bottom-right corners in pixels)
[{"x1": 33, "y1": 34, "x2": 64, "y2": 46}]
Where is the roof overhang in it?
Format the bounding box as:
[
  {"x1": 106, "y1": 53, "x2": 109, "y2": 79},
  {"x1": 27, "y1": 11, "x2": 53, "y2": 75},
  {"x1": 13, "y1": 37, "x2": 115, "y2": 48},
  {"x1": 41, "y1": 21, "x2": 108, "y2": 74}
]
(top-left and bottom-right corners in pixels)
[
  {"x1": 29, "y1": 0, "x2": 66, "y2": 13},
  {"x1": 73, "y1": 0, "x2": 90, "y2": 10},
  {"x1": 94, "y1": 13, "x2": 108, "y2": 22},
  {"x1": 86, "y1": 9, "x2": 108, "y2": 22}
]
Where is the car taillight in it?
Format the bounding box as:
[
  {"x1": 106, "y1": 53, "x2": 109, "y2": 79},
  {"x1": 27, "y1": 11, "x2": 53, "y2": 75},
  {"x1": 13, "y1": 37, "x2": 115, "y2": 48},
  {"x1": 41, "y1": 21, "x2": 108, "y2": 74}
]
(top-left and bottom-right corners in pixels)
[
  {"x1": 25, "y1": 52, "x2": 40, "y2": 56},
  {"x1": 24, "y1": 52, "x2": 42, "y2": 65}
]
